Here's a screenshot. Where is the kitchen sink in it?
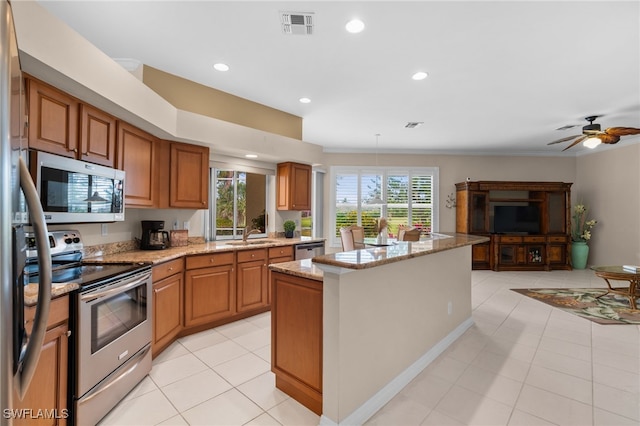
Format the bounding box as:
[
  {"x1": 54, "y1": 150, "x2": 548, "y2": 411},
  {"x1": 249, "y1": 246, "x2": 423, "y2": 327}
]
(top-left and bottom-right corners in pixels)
[{"x1": 225, "y1": 240, "x2": 277, "y2": 246}]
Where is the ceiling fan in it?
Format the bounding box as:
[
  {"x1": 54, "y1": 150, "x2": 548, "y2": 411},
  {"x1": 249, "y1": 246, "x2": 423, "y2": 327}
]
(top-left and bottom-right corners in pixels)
[{"x1": 547, "y1": 116, "x2": 640, "y2": 151}]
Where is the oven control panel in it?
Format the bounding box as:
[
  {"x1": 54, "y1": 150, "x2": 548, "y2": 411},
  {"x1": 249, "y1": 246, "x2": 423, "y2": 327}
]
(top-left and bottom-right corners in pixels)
[{"x1": 25, "y1": 230, "x2": 84, "y2": 258}]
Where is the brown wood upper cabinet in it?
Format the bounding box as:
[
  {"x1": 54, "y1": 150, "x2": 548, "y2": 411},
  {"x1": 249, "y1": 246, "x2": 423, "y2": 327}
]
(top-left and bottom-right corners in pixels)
[
  {"x1": 277, "y1": 162, "x2": 311, "y2": 211},
  {"x1": 117, "y1": 122, "x2": 157, "y2": 208},
  {"x1": 27, "y1": 77, "x2": 117, "y2": 168},
  {"x1": 169, "y1": 142, "x2": 209, "y2": 208},
  {"x1": 79, "y1": 103, "x2": 117, "y2": 167},
  {"x1": 27, "y1": 77, "x2": 78, "y2": 159}
]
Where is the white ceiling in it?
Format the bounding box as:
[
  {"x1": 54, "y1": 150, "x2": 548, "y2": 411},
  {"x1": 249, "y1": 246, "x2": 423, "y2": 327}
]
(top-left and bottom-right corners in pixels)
[{"x1": 36, "y1": 1, "x2": 640, "y2": 156}]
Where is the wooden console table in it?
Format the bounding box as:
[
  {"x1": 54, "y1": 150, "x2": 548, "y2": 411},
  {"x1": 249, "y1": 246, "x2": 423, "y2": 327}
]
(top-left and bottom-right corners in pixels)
[{"x1": 592, "y1": 266, "x2": 640, "y2": 310}]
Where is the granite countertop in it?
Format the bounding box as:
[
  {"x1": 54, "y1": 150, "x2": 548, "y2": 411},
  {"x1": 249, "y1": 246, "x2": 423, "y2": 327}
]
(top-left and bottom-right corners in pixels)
[
  {"x1": 312, "y1": 232, "x2": 489, "y2": 270},
  {"x1": 268, "y1": 258, "x2": 324, "y2": 282},
  {"x1": 83, "y1": 237, "x2": 325, "y2": 265},
  {"x1": 24, "y1": 282, "x2": 79, "y2": 306}
]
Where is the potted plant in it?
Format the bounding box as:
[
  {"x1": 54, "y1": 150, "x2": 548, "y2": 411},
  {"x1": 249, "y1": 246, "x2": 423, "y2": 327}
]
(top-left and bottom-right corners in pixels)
[
  {"x1": 283, "y1": 220, "x2": 296, "y2": 238},
  {"x1": 571, "y1": 203, "x2": 597, "y2": 269}
]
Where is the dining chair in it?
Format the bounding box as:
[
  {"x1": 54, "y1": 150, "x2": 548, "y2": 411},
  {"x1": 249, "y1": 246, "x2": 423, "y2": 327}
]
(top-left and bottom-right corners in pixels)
[
  {"x1": 340, "y1": 225, "x2": 365, "y2": 251},
  {"x1": 398, "y1": 227, "x2": 421, "y2": 241}
]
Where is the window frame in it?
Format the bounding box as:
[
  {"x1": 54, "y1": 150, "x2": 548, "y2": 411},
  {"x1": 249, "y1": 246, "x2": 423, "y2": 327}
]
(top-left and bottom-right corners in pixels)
[
  {"x1": 209, "y1": 167, "x2": 269, "y2": 241},
  {"x1": 329, "y1": 166, "x2": 439, "y2": 247}
]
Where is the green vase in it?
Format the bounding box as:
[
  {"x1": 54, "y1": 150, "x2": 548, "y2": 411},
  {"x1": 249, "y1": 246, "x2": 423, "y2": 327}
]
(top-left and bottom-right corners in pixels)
[{"x1": 571, "y1": 241, "x2": 589, "y2": 269}]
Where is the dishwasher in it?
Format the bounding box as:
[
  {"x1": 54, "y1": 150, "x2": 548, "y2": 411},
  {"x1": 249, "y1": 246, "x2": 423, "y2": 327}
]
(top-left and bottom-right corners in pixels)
[{"x1": 294, "y1": 241, "x2": 325, "y2": 260}]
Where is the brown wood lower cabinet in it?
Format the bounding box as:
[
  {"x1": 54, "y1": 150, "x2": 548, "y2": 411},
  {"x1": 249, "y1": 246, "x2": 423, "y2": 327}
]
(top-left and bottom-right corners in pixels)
[
  {"x1": 152, "y1": 259, "x2": 184, "y2": 355},
  {"x1": 184, "y1": 252, "x2": 236, "y2": 327},
  {"x1": 236, "y1": 249, "x2": 268, "y2": 313},
  {"x1": 271, "y1": 271, "x2": 322, "y2": 415},
  {"x1": 14, "y1": 296, "x2": 70, "y2": 425}
]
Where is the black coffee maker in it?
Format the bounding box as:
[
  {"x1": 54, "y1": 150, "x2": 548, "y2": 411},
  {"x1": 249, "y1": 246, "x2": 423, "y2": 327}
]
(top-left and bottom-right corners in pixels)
[{"x1": 140, "y1": 220, "x2": 170, "y2": 250}]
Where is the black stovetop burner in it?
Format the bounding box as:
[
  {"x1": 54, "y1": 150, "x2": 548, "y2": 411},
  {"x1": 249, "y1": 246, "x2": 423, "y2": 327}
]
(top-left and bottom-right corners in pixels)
[{"x1": 25, "y1": 230, "x2": 149, "y2": 290}]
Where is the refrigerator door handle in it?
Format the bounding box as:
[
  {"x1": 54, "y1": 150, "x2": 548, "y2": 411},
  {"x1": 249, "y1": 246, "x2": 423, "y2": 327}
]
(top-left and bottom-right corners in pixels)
[{"x1": 14, "y1": 156, "x2": 51, "y2": 399}]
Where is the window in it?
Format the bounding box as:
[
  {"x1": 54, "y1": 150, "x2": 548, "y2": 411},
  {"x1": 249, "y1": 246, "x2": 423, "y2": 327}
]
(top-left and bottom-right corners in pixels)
[
  {"x1": 331, "y1": 166, "x2": 438, "y2": 246},
  {"x1": 210, "y1": 169, "x2": 267, "y2": 240}
]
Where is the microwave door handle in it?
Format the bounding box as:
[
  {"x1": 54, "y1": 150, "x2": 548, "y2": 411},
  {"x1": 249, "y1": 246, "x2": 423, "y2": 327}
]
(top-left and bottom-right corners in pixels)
[{"x1": 15, "y1": 156, "x2": 52, "y2": 400}]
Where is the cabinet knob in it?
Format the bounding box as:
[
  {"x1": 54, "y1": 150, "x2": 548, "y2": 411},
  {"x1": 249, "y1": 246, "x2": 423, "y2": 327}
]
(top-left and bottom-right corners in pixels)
[
  {"x1": 210, "y1": 258, "x2": 214, "y2": 263},
  {"x1": 251, "y1": 254, "x2": 255, "y2": 258},
  {"x1": 168, "y1": 267, "x2": 173, "y2": 271},
  {"x1": 73, "y1": 148, "x2": 78, "y2": 153},
  {"x1": 66, "y1": 330, "x2": 72, "y2": 337}
]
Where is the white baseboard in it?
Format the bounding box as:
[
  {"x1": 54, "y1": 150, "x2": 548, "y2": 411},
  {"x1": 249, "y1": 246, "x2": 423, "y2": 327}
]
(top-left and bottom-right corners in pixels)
[{"x1": 318, "y1": 316, "x2": 474, "y2": 426}]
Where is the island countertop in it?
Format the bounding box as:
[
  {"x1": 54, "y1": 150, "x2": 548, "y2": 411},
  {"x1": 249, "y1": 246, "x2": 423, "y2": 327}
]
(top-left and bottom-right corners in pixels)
[
  {"x1": 268, "y1": 258, "x2": 324, "y2": 282},
  {"x1": 312, "y1": 232, "x2": 488, "y2": 270}
]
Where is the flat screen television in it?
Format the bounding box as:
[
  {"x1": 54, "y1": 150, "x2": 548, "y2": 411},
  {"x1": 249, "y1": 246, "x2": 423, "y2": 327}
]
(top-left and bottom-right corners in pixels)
[{"x1": 493, "y1": 205, "x2": 540, "y2": 234}]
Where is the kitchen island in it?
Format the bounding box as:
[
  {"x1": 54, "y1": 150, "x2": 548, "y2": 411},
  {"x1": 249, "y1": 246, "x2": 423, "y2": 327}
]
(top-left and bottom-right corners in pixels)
[{"x1": 269, "y1": 233, "x2": 488, "y2": 425}]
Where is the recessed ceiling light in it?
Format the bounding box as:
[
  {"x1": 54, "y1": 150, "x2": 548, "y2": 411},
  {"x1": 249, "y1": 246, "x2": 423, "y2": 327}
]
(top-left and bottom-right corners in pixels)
[
  {"x1": 245, "y1": 154, "x2": 258, "y2": 158},
  {"x1": 213, "y1": 63, "x2": 229, "y2": 72},
  {"x1": 299, "y1": 97, "x2": 311, "y2": 104},
  {"x1": 412, "y1": 71, "x2": 428, "y2": 80},
  {"x1": 345, "y1": 19, "x2": 365, "y2": 34}
]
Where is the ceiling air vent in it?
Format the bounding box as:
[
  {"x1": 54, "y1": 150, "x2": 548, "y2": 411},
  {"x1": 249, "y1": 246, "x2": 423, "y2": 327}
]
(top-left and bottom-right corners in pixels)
[
  {"x1": 281, "y1": 11, "x2": 314, "y2": 35},
  {"x1": 405, "y1": 122, "x2": 424, "y2": 129}
]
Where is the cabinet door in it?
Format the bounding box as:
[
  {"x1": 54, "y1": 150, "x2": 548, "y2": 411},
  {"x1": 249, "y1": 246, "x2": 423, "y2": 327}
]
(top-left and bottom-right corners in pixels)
[
  {"x1": 267, "y1": 254, "x2": 295, "y2": 304},
  {"x1": 184, "y1": 264, "x2": 235, "y2": 327},
  {"x1": 471, "y1": 243, "x2": 490, "y2": 269},
  {"x1": 14, "y1": 323, "x2": 69, "y2": 426},
  {"x1": 169, "y1": 142, "x2": 210, "y2": 208},
  {"x1": 79, "y1": 104, "x2": 117, "y2": 167},
  {"x1": 469, "y1": 192, "x2": 488, "y2": 233},
  {"x1": 117, "y1": 122, "x2": 157, "y2": 207},
  {"x1": 277, "y1": 162, "x2": 311, "y2": 210},
  {"x1": 153, "y1": 273, "x2": 184, "y2": 354},
  {"x1": 291, "y1": 163, "x2": 311, "y2": 210},
  {"x1": 27, "y1": 78, "x2": 78, "y2": 158},
  {"x1": 237, "y1": 259, "x2": 268, "y2": 312},
  {"x1": 547, "y1": 192, "x2": 567, "y2": 234}
]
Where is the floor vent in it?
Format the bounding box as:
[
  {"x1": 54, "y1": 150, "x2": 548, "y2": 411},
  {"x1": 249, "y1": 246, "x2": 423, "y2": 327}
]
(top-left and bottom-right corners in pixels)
[
  {"x1": 405, "y1": 122, "x2": 424, "y2": 129},
  {"x1": 281, "y1": 12, "x2": 314, "y2": 35}
]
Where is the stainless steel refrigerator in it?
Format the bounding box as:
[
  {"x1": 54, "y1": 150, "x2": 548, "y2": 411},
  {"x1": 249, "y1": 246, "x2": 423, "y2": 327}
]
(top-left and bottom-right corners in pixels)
[{"x1": 1, "y1": 0, "x2": 53, "y2": 422}]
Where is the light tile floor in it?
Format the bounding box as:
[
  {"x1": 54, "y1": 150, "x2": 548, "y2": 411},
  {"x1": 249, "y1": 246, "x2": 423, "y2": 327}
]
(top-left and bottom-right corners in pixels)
[{"x1": 99, "y1": 269, "x2": 640, "y2": 425}]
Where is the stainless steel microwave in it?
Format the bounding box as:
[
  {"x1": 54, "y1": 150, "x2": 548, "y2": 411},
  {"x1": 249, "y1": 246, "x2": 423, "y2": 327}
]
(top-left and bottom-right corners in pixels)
[{"x1": 30, "y1": 151, "x2": 125, "y2": 223}]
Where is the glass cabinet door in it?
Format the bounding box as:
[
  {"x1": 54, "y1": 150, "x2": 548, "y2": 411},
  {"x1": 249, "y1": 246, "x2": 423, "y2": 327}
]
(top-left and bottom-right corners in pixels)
[
  {"x1": 547, "y1": 192, "x2": 566, "y2": 233},
  {"x1": 470, "y1": 192, "x2": 488, "y2": 233}
]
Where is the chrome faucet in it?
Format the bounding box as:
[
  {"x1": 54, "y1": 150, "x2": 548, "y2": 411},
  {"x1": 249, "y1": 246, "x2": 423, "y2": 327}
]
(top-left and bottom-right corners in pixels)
[{"x1": 242, "y1": 226, "x2": 261, "y2": 242}]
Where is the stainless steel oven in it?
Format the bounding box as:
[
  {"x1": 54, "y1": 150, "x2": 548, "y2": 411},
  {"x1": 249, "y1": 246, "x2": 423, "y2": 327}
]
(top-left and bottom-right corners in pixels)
[
  {"x1": 25, "y1": 230, "x2": 152, "y2": 425},
  {"x1": 75, "y1": 268, "x2": 152, "y2": 426}
]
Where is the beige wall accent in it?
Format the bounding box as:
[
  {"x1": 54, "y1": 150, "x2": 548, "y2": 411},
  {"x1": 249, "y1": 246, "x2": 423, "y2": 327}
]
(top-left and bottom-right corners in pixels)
[
  {"x1": 575, "y1": 143, "x2": 640, "y2": 266},
  {"x1": 143, "y1": 65, "x2": 302, "y2": 140}
]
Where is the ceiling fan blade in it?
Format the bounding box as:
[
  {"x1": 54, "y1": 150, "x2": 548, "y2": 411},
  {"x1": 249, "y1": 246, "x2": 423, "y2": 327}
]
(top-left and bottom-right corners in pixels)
[
  {"x1": 547, "y1": 134, "x2": 581, "y2": 145},
  {"x1": 604, "y1": 127, "x2": 640, "y2": 137},
  {"x1": 562, "y1": 135, "x2": 588, "y2": 151},
  {"x1": 599, "y1": 134, "x2": 621, "y2": 144}
]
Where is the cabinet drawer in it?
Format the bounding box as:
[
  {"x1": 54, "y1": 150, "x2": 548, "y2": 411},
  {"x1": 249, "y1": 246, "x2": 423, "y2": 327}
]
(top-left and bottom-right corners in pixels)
[
  {"x1": 237, "y1": 248, "x2": 267, "y2": 263},
  {"x1": 269, "y1": 245, "x2": 294, "y2": 259},
  {"x1": 153, "y1": 258, "x2": 184, "y2": 282},
  {"x1": 548, "y1": 236, "x2": 568, "y2": 243},
  {"x1": 499, "y1": 236, "x2": 522, "y2": 243},
  {"x1": 523, "y1": 236, "x2": 545, "y2": 243},
  {"x1": 186, "y1": 252, "x2": 234, "y2": 269}
]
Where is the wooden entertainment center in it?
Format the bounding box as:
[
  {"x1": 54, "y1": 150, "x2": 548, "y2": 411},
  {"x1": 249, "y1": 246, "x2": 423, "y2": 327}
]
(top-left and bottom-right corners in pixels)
[{"x1": 456, "y1": 181, "x2": 572, "y2": 271}]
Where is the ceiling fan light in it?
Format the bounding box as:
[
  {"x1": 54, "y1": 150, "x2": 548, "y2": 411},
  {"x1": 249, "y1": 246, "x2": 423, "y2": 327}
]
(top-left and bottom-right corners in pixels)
[{"x1": 583, "y1": 137, "x2": 601, "y2": 149}]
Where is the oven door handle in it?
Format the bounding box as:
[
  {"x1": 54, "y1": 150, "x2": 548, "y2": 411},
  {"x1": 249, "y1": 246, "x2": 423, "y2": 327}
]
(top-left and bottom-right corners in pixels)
[
  {"x1": 80, "y1": 273, "x2": 150, "y2": 302},
  {"x1": 79, "y1": 344, "x2": 151, "y2": 404}
]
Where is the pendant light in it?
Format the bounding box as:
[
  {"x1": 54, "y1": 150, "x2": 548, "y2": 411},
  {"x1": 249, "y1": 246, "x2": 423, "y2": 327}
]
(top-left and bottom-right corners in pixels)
[{"x1": 369, "y1": 133, "x2": 385, "y2": 205}]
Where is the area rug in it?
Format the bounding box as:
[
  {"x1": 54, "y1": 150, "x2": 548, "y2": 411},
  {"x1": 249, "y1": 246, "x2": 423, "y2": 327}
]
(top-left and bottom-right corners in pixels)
[{"x1": 511, "y1": 288, "x2": 640, "y2": 325}]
